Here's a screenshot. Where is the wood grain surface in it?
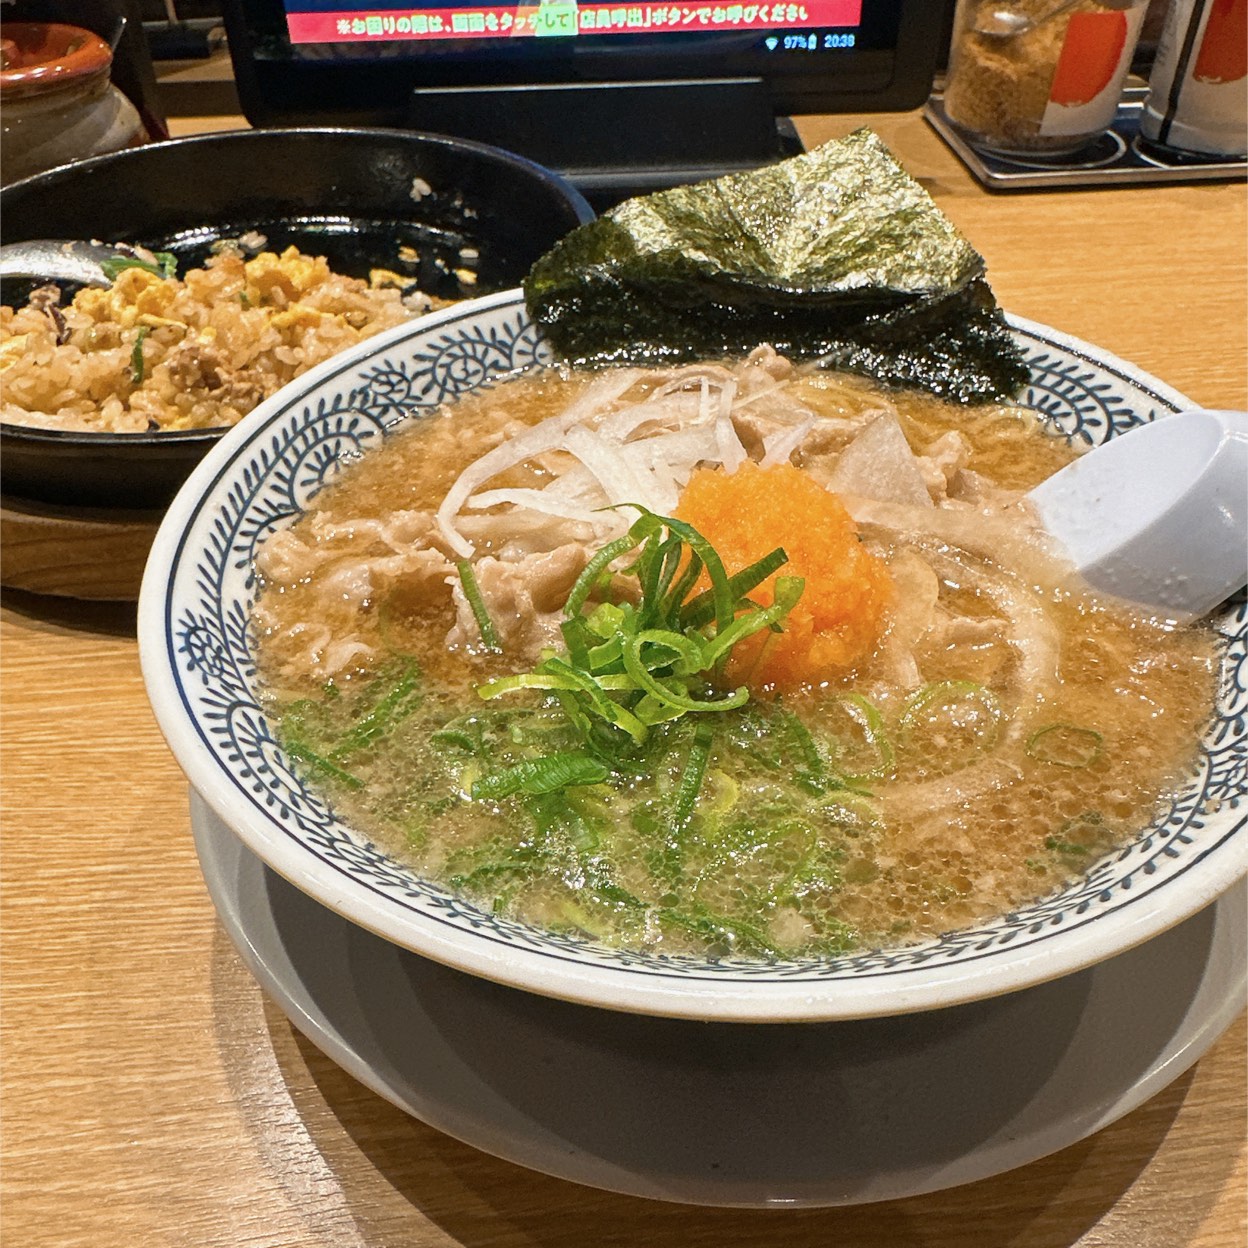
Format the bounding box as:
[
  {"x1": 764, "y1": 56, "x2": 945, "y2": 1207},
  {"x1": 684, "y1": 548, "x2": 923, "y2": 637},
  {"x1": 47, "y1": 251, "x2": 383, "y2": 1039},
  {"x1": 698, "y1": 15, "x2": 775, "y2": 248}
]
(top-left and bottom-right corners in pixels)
[
  {"x1": 1, "y1": 109, "x2": 1244, "y2": 1248},
  {"x1": 0, "y1": 500, "x2": 161, "y2": 600}
]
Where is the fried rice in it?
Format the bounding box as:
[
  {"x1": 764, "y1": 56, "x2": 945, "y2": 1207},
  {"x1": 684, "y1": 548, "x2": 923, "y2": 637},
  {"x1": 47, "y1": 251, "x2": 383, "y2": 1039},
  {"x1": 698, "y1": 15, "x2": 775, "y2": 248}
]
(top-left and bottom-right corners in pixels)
[{"x1": 0, "y1": 246, "x2": 445, "y2": 433}]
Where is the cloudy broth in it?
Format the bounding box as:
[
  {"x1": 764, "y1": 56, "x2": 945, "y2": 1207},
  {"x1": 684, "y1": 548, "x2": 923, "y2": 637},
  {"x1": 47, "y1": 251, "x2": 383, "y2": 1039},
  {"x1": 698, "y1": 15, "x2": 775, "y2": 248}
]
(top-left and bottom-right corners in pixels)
[{"x1": 252, "y1": 365, "x2": 1218, "y2": 959}]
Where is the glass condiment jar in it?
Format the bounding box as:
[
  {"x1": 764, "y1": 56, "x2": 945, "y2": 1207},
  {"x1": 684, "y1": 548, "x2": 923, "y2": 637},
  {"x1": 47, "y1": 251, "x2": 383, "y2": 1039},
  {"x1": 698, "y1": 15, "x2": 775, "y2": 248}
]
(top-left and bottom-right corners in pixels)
[
  {"x1": 0, "y1": 22, "x2": 148, "y2": 185},
  {"x1": 943, "y1": 0, "x2": 1151, "y2": 155}
]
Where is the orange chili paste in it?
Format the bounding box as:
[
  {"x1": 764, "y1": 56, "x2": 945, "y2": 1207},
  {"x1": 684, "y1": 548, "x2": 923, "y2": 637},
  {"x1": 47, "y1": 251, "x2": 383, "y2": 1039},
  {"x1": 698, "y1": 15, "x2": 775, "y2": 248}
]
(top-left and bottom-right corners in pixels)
[{"x1": 676, "y1": 461, "x2": 892, "y2": 693}]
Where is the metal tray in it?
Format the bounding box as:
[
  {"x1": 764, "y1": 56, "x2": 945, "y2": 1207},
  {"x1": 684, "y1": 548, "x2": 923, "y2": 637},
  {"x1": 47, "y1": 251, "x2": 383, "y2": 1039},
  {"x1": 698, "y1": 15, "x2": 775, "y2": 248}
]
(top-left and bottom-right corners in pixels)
[{"x1": 924, "y1": 86, "x2": 1247, "y2": 191}]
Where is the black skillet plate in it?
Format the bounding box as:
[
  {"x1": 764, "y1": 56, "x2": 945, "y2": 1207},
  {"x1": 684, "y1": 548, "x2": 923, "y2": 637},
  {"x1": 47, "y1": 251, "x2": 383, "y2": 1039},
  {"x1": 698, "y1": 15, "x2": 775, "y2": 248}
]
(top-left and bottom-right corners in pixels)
[{"x1": 0, "y1": 127, "x2": 594, "y2": 510}]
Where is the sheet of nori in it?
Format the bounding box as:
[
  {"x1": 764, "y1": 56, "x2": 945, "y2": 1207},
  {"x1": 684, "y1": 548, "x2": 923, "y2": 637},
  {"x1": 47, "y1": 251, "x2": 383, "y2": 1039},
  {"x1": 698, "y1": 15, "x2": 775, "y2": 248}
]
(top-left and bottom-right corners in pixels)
[{"x1": 523, "y1": 129, "x2": 1029, "y2": 404}]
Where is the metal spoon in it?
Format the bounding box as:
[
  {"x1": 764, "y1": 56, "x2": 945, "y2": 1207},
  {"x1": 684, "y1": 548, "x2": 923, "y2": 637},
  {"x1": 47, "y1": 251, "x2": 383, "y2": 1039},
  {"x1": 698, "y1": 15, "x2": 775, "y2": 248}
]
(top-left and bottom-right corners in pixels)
[
  {"x1": 0, "y1": 239, "x2": 131, "y2": 288},
  {"x1": 973, "y1": 0, "x2": 1083, "y2": 37},
  {"x1": 1027, "y1": 408, "x2": 1248, "y2": 620}
]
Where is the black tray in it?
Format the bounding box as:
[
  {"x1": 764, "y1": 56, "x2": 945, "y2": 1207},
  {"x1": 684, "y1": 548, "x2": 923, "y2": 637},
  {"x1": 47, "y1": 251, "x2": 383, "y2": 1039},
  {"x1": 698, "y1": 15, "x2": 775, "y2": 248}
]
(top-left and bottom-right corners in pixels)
[{"x1": 924, "y1": 85, "x2": 1247, "y2": 191}]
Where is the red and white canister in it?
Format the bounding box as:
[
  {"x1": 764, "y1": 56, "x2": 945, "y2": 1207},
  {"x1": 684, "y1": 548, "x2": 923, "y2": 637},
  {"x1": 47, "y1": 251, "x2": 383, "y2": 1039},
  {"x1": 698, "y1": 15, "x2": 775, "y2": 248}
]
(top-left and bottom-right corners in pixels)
[{"x1": 1140, "y1": 0, "x2": 1248, "y2": 156}]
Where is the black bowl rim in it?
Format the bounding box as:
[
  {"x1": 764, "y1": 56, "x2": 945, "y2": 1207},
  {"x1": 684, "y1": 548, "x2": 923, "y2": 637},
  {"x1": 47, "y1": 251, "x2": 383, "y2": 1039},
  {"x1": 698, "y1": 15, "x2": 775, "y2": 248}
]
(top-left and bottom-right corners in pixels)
[
  {"x1": 1, "y1": 123, "x2": 596, "y2": 220},
  {"x1": 0, "y1": 421, "x2": 227, "y2": 446}
]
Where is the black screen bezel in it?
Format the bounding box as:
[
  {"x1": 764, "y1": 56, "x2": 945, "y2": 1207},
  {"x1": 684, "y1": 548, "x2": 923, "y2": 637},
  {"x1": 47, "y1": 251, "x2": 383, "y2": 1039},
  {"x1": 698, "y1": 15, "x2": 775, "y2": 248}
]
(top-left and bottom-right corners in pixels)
[{"x1": 222, "y1": 0, "x2": 948, "y2": 128}]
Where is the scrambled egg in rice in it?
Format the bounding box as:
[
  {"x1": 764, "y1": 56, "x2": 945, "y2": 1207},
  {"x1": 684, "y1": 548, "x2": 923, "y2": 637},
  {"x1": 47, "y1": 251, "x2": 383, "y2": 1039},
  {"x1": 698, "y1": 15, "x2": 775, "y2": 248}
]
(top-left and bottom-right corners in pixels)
[{"x1": 0, "y1": 246, "x2": 447, "y2": 433}]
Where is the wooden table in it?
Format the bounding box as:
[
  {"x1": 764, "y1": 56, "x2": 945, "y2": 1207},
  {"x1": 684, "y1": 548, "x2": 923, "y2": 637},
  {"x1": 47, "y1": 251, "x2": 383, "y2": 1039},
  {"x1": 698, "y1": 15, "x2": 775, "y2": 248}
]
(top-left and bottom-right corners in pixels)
[{"x1": 2, "y1": 110, "x2": 1245, "y2": 1248}]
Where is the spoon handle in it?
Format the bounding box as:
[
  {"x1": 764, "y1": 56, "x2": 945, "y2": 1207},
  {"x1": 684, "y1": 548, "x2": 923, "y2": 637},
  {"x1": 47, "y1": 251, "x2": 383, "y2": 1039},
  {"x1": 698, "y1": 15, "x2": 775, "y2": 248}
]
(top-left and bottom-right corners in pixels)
[
  {"x1": 1027, "y1": 409, "x2": 1248, "y2": 620},
  {"x1": 974, "y1": 0, "x2": 1081, "y2": 37},
  {"x1": 0, "y1": 239, "x2": 120, "y2": 289}
]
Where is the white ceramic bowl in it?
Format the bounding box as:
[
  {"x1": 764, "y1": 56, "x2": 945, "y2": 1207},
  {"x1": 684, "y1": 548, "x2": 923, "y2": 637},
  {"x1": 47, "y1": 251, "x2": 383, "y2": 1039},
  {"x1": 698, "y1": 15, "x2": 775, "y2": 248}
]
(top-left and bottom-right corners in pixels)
[{"x1": 138, "y1": 289, "x2": 1248, "y2": 1022}]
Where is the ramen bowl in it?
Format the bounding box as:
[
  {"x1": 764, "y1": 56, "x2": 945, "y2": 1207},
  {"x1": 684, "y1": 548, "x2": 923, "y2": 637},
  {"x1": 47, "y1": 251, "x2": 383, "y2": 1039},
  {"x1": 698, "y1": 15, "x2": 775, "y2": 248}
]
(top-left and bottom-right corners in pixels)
[{"x1": 138, "y1": 290, "x2": 1248, "y2": 1023}]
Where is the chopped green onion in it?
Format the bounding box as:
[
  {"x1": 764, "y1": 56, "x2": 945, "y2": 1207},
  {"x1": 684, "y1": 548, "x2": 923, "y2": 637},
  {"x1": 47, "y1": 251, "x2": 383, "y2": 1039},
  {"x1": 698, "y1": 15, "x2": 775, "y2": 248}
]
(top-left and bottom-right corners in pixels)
[
  {"x1": 669, "y1": 720, "x2": 715, "y2": 832},
  {"x1": 471, "y1": 751, "x2": 611, "y2": 800},
  {"x1": 430, "y1": 727, "x2": 480, "y2": 754},
  {"x1": 632, "y1": 530, "x2": 681, "y2": 628},
  {"x1": 837, "y1": 693, "x2": 895, "y2": 781},
  {"x1": 680, "y1": 546, "x2": 788, "y2": 629},
  {"x1": 776, "y1": 705, "x2": 831, "y2": 793},
  {"x1": 284, "y1": 740, "x2": 363, "y2": 790},
  {"x1": 479, "y1": 509, "x2": 803, "y2": 768},
  {"x1": 660, "y1": 548, "x2": 704, "y2": 622},
  {"x1": 448, "y1": 841, "x2": 547, "y2": 895},
  {"x1": 898, "y1": 680, "x2": 1003, "y2": 739},
  {"x1": 657, "y1": 512, "x2": 737, "y2": 637},
  {"x1": 456, "y1": 560, "x2": 501, "y2": 652},
  {"x1": 1044, "y1": 835, "x2": 1089, "y2": 857},
  {"x1": 631, "y1": 628, "x2": 705, "y2": 678},
  {"x1": 1026, "y1": 724, "x2": 1104, "y2": 768},
  {"x1": 563, "y1": 529, "x2": 640, "y2": 620},
  {"x1": 896, "y1": 680, "x2": 1003, "y2": 764},
  {"x1": 329, "y1": 662, "x2": 422, "y2": 760},
  {"x1": 621, "y1": 630, "x2": 747, "y2": 715},
  {"x1": 101, "y1": 251, "x2": 178, "y2": 282},
  {"x1": 699, "y1": 575, "x2": 804, "y2": 670},
  {"x1": 130, "y1": 326, "x2": 150, "y2": 384},
  {"x1": 657, "y1": 902, "x2": 781, "y2": 958}
]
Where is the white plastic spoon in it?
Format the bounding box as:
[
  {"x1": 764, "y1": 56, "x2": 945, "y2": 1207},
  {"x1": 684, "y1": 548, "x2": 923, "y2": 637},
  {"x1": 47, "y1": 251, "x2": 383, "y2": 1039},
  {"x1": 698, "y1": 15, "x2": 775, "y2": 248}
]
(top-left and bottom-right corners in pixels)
[
  {"x1": 0, "y1": 239, "x2": 141, "y2": 289},
  {"x1": 1027, "y1": 408, "x2": 1248, "y2": 620}
]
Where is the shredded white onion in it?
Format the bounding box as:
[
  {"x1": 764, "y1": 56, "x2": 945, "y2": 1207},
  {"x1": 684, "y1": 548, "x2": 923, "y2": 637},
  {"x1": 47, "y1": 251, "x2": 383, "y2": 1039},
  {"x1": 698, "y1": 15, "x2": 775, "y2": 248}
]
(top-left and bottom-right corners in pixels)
[
  {"x1": 436, "y1": 369, "x2": 647, "y2": 556},
  {"x1": 438, "y1": 360, "x2": 775, "y2": 556},
  {"x1": 564, "y1": 424, "x2": 665, "y2": 514},
  {"x1": 761, "y1": 415, "x2": 816, "y2": 467},
  {"x1": 436, "y1": 418, "x2": 573, "y2": 556},
  {"x1": 714, "y1": 379, "x2": 748, "y2": 472},
  {"x1": 465, "y1": 487, "x2": 609, "y2": 527}
]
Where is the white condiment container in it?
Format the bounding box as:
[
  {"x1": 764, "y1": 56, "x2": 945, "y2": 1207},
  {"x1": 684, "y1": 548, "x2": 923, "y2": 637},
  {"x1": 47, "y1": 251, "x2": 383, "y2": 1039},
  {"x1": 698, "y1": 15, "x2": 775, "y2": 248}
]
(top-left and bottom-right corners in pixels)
[{"x1": 1139, "y1": 0, "x2": 1248, "y2": 156}]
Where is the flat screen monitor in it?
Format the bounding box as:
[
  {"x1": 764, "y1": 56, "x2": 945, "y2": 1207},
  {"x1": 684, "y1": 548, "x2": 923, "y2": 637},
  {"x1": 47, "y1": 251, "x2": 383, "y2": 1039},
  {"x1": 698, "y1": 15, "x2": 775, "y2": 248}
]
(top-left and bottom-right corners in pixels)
[{"x1": 222, "y1": 0, "x2": 949, "y2": 203}]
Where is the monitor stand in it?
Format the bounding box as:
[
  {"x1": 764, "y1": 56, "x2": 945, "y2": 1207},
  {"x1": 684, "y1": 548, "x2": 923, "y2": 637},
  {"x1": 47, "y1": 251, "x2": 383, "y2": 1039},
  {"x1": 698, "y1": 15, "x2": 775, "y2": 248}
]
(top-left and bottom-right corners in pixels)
[{"x1": 404, "y1": 77, "x2": 803, "y2": 208}]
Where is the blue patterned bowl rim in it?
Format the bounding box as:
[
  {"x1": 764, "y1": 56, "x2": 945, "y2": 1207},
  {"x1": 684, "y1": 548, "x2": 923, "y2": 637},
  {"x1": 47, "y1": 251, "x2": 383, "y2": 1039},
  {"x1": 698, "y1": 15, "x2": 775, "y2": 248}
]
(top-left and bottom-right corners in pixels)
[{"x1": 138, "y1": 289, "x2": 1248, "y2": 1022}]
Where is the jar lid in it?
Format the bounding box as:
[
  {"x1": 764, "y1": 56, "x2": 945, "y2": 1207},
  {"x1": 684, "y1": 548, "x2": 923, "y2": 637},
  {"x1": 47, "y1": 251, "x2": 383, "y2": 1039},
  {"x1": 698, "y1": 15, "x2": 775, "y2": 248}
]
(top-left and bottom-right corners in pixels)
[{"x1": 0, "y1": 22, "x2": 112, "y2": 99}]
